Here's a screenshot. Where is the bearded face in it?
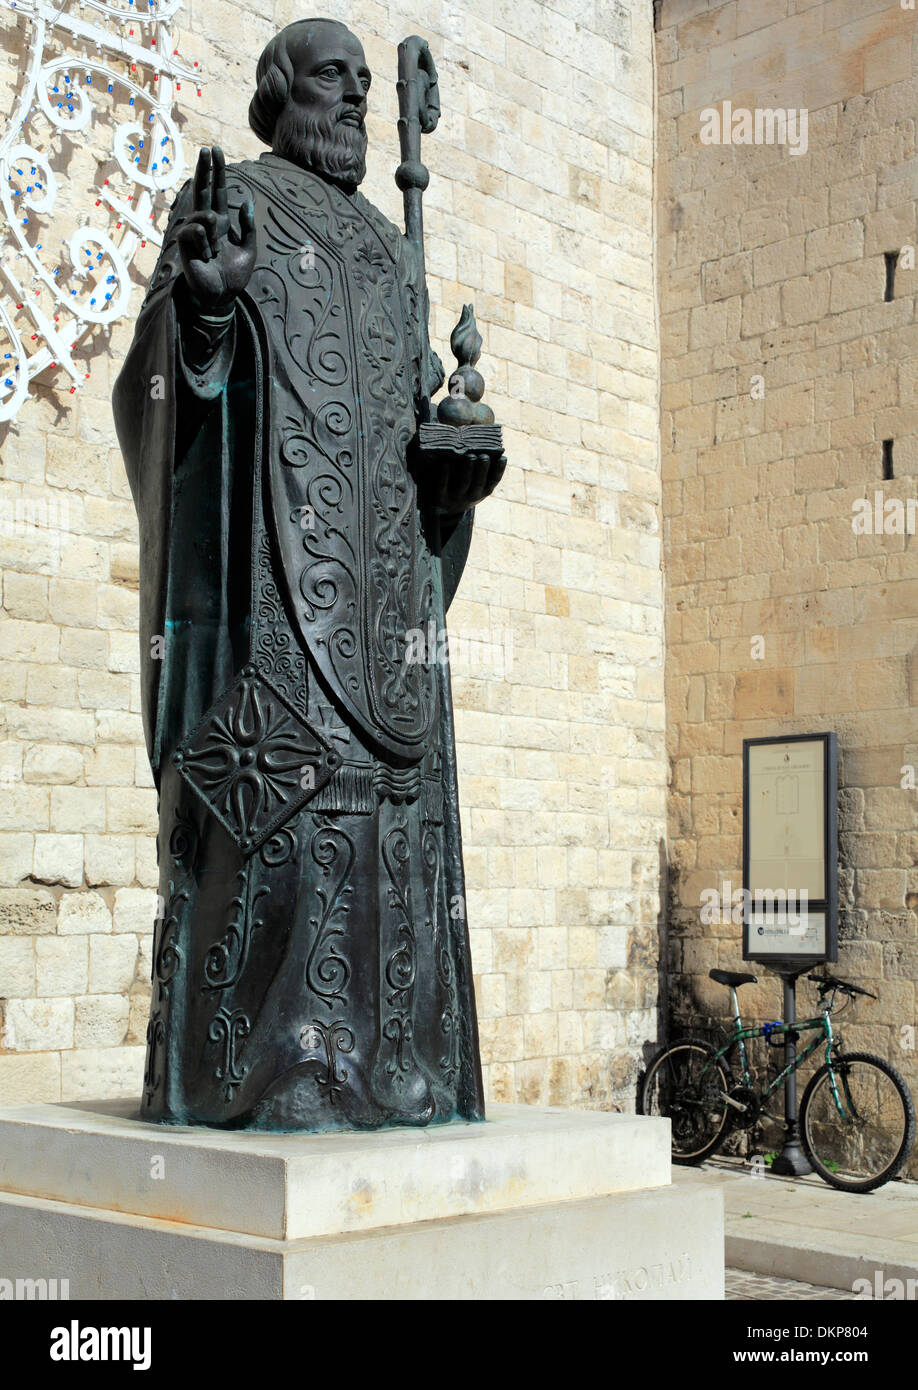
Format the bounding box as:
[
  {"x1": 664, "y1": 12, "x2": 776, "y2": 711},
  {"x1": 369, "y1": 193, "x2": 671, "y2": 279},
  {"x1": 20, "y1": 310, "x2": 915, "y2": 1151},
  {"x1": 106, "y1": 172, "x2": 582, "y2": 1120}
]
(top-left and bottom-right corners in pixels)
[{"x1": 272, "y1": 103, "x2": 368, "y2": 191}]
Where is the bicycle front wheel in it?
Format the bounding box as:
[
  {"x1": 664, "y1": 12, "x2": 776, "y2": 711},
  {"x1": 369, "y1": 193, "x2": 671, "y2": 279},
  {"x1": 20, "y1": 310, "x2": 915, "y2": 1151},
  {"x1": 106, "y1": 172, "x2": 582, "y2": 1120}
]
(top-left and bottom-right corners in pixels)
[
  {"x1": 639, "y1": 1039, "x2": 732, "y2": 1164},
  {"x1": 799, "y1": 1051, "x2": 916, "y2": 1193}
]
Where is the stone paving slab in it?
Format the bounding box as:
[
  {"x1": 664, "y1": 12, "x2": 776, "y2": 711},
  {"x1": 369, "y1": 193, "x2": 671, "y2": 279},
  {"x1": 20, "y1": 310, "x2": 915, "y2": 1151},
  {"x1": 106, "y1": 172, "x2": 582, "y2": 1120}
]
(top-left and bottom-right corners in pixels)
[
  {"x1": 674, "y1": 1159, "x2": 918, "y2": 1294},
  {"x1": 726, "y1": 1268, "x2": 854, "y2": 1300}
]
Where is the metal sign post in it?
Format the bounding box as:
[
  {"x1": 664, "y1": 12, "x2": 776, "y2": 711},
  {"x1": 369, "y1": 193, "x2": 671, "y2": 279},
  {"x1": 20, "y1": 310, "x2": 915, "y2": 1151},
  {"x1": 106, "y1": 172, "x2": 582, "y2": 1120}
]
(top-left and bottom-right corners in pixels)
[{"x1": 769, "y1": 967, "x2": 812, "y2": 1177}]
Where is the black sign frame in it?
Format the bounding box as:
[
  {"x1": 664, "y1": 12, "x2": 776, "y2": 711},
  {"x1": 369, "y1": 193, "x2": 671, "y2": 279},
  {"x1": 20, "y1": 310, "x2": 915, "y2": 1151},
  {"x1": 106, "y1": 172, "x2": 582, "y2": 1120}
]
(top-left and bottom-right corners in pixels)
[{"x1": 742, "y1": 731, "x2": 838, "y2": 971}]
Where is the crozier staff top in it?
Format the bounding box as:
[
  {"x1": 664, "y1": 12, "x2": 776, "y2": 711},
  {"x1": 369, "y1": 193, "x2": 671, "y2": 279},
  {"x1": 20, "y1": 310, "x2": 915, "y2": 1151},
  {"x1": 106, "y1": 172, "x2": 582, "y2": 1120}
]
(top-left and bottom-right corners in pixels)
[{"x1": 395, "y1": 35, "x2": 440, "y2": 255}]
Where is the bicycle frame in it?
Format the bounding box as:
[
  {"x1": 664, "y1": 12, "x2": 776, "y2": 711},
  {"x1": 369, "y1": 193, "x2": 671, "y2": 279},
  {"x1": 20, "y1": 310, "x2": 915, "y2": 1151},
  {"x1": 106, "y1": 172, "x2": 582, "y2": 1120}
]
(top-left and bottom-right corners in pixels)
[{"x1": 706, "y1": 986, "x2": 848, "y2": 1118}]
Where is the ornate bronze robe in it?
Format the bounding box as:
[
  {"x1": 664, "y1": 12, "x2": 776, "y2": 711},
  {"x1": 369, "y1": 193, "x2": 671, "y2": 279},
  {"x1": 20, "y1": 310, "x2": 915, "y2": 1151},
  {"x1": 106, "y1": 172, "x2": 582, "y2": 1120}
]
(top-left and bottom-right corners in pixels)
[{"x1": 113, "y1": 152, "x2": 484, "y2": 1131}]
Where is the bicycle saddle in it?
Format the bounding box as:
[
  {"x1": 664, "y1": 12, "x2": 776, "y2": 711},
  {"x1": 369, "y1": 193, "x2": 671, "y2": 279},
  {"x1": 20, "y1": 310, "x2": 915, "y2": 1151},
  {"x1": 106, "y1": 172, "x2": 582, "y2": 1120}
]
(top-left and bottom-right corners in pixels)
[{"x1": 709, "y1": 969, "x2": 758, "y2": 987}]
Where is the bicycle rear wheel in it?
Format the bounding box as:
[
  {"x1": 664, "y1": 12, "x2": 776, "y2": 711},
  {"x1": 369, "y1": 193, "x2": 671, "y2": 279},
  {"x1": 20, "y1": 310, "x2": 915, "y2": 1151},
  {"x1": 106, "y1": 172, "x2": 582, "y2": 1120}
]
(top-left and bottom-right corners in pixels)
[
  {"x1": 639, "y1": 1039, "x2": 732, "y2": 1164},
  {"x1": 799, "y1": 1051, "x2": 916, "y2": 1193}
]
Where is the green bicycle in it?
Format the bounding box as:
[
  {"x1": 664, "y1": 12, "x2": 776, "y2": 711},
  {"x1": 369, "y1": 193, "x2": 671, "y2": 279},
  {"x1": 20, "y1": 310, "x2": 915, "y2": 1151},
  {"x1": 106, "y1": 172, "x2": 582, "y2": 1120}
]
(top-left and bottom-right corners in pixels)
[{"x1": 639, "y1": 969, "x2": 916, "y2": 1193}]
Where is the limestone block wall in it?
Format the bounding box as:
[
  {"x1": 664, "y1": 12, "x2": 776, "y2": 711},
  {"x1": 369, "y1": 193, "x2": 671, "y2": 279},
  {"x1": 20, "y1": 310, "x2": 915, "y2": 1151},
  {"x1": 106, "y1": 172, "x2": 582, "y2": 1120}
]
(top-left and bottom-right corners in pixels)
[
  {"x1": 0, "y1": 0, "x2": 663, "y2": 1113},
  {"x1": 657, "y1": 0, "x2": 918, "y2": 1150}
]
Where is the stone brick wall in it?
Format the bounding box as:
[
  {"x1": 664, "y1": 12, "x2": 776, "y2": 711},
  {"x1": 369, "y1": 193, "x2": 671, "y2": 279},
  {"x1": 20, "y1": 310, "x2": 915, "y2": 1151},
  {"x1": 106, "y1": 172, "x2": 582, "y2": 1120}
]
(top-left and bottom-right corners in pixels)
[
  {"x1": 657, "y1": 0, "x2": 918, "y2": 1159},
  {"x1": 0, "y1": 1, "x2": 663, "y2": 1113}
]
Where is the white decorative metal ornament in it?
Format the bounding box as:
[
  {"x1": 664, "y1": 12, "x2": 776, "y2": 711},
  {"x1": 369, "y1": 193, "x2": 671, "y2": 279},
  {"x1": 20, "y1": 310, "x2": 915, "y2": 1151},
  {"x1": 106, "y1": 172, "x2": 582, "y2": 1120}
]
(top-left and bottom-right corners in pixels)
[{"x1": 0, "y1": 0, "x2": 201, "y2": 420}]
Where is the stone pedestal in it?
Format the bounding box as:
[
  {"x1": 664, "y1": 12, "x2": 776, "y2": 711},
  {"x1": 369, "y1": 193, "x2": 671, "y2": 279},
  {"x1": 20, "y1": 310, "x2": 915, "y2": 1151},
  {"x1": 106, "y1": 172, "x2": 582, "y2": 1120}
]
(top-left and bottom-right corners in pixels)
[{"x1": 0, "y1": 1101, "x2": 723, "y2": 1300}]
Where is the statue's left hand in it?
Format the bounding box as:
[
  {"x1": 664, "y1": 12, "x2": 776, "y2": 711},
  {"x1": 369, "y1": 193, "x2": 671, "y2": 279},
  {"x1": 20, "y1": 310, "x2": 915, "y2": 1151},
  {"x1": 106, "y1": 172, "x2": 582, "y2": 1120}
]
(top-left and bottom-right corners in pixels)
[{"x1": 426, "y1": 450, "x2": 507, "y2": 514}]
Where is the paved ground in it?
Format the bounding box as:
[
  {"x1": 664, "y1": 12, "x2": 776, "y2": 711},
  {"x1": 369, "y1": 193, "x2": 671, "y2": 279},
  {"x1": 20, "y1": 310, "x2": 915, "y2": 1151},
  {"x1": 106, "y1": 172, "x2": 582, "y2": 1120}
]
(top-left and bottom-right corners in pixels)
[
  {"x1": 726, "y1": 1268, "x2": 854, "y2": 1300},
  {"x1": 674, "y1": 1157, "x2": 918, "y2": 1294}
]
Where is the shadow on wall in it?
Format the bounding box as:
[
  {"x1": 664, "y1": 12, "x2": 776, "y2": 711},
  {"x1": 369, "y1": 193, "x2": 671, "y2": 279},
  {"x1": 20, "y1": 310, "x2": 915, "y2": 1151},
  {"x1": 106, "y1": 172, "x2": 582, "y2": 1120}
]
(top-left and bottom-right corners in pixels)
[{"x1": 630, "y1": 836, "x2": 669, "y2": 1113}]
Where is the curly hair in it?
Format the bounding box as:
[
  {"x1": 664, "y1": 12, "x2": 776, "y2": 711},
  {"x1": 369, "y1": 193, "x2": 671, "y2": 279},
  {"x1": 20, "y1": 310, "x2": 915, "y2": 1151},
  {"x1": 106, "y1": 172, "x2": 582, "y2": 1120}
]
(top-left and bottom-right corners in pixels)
[{"x1": 248, "y1": 18, "x2": 351, "y2": 147}]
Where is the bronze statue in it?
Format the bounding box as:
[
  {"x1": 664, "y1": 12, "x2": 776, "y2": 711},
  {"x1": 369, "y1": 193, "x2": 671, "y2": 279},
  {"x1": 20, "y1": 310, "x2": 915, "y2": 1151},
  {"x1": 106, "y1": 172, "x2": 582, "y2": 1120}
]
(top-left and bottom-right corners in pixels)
[{"x1": 113, "y1": 18, "x2": 505, "y2": 1131}]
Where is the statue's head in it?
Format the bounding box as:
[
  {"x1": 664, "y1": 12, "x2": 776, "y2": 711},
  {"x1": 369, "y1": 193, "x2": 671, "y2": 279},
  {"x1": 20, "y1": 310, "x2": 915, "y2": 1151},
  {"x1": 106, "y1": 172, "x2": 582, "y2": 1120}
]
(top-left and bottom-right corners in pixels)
[{"x1": 248, "y1": 18, "x2": 370, "y2": 192}]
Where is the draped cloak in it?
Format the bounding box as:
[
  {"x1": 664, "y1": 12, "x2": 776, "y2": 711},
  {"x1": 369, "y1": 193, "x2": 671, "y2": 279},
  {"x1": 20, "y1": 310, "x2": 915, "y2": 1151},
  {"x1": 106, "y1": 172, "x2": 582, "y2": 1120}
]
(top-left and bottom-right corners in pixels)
[{"x1": 113, "y1": 151, "x2": 485, "y2": 1130}]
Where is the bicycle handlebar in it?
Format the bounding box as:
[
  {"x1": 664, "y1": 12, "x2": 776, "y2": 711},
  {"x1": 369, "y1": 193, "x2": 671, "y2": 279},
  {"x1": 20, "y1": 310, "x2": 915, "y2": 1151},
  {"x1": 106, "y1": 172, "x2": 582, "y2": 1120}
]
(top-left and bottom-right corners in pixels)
[{"x1": 807, "y1": 972, "x2": 877, "y2": 1000}]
